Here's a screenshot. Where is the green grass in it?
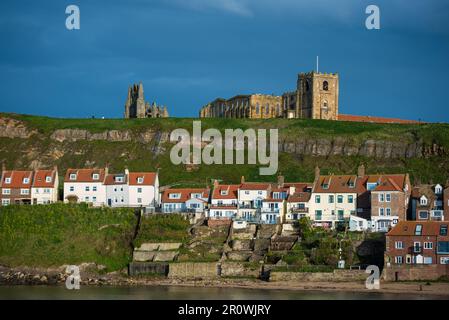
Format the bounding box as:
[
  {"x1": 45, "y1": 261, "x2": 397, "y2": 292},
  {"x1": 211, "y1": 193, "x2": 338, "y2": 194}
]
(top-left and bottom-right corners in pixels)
[
  {"x1": 0, "y1": 203, "x2": 137, "y2": 271},
  {"x1": 133, "y1": 214, "x2": 190, "y2": 246}
]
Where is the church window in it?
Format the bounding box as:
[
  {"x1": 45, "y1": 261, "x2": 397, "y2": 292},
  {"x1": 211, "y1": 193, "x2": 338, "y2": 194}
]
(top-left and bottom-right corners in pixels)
[{"x1": 323, "y1": 81, "x2": 329, "y2": 91}]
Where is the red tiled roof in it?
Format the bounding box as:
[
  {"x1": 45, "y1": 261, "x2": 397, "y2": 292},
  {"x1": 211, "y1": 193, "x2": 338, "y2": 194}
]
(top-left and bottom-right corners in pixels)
[
  {"x1": 338, "y1": 114, "x2": 422, "y2": 124},
  {"x1": 287, "y1": 192, "x2": 312, "y2": 203},
  {"x1": 240, "y1": 182, "x2": 271, "y2": 191},
  {"x1": 371, "y1": 175, "x2": 407, "y2": 192},
  {"x1": 32, "y1": 170, "x2": 57, "y2": 188},
  {"x1": 162, "y1": 188, "x2": 209, "y2": 203},
  {"x1": 104, "y1": 174, "x2": 128, "y2": 185},
  {"x1": 313, "y1": 175, "x2": 360, "y2": 194},
  {"x1": 1, "y1": 171, "x2": 33, "y2": 189},
  {"x1": 387, "y1": 221, "x2": 448, "y2": 236},
  {"x1": 128, "y1": 172, "x2": 157, "y2": 186},
  {"x1": 313, "y1": 174, "x2": 409, "y2": 194},
  {"x1": 64, "y1": 168, "x2": 106, "y2": 183},
  {"x1": 212, "y1": 184, "x2": 240, "y2": 200}
]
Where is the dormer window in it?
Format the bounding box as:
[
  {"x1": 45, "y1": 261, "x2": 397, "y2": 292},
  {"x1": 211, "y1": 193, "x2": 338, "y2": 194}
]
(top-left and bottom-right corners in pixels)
[
  {"x1": 45, "y1": 176, "x2": 52, "y2": 183},
  {"x1": 435, "y1": 184, "x2": 443, "y2": 195},
  {"x1": 169, "y1": 193, "x2": 181, "y2": 199},
  {"x1": 220, "y1": 190, "x2": 228, "y2": 196},
  {"x1": 322, "y1": 183, "x2": 329, "y2": 189},
  {"x1": 348, "y1": 182, "x2": 355, "y2": 188},
  {"x1": 420, "y1": 196, "x2": 428, "y2": 206},
  {"x1": 137, "y1": 177, "x2": 144, "y2": 184},
  {"x1": 23, "y1": 178, "x2": 30, "y2": 184},
  {"x1": 5, "y1": 177, "x2": 11, "y2": 184},
  {"x1": 70, "y1": 174, "x2": 77, "y2": 180},
  {"x1": 115, "y1": 176, "x2": 124, "y2": 183},
  {"x1": 92, "y1": 173, "x2": 99, "y2": 180},
  {"x1": 415, "y1": 224, "x2": 423, "y2": 236},
  {"x1": 192, "y1": 193, "x2": 201, "y2": 199}
]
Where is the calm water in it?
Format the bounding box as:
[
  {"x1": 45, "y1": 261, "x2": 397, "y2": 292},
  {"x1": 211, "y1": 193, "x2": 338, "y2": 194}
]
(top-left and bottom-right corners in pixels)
[{"x1": 0, "y1": 285, "x2": 446, "y2": 300}]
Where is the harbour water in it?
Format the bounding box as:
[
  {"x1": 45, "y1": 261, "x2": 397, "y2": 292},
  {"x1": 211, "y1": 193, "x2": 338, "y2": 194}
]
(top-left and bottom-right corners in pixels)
[{"x1": 0, "y1": 285, "x2": 446, "y2": 300}]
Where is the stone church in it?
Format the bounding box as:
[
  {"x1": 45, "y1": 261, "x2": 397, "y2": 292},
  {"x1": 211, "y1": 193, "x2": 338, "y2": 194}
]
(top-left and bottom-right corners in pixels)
[
  {"x1": 199, "y1": 71, "x2": 339, "y2": 120},
  {"x1": 124, "y1": 82, "x2": 169, "y2": 119}
]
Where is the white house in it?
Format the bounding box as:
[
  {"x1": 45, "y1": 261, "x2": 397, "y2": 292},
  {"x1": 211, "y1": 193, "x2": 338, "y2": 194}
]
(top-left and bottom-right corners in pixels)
[
  {"x1": 31, "y1": 167, "x2": 59, "y2": 204},
  {"x1": 310, "y1": 175, "x2": 358, "y2": 229},
  {"x1": 209, "y1": 182, "x2": 239, "y2": 219},
  {"x1": 104, "y1": 172, "x2": 129, "y2": 207},
  {"x1": 127, "y1": 171, "x2": 160, "y2": 208},
  {"x1": 162, "y1": 188, "x2": 209, "y2": 213},
  {"x1": 237, "y1": 181, "x2": 271, "y2": 222},
  {"x1": 63, "y1": 168, "x2": 107, "y2": 207},
  {"x1": 349, "y1": 215, "x2": 371, "y2": 232},
  {"x1": 261, "y1": 187, "x2": 289, "y2": 224},
  {"x1": 285, "y1": 183, "x2": 312, "y2": 221}
]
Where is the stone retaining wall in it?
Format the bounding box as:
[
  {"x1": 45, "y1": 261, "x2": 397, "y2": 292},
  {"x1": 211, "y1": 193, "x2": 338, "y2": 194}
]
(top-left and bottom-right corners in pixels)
[
  {"x1": 168, "y1": 262, "x2": 218, "y2": 279},
  {"x1": 221, "y1": 262, "x2": 260, "y2": 278},
  {"x1": 383, "y1": 264, "x2": 449, "y2": 281},
  {"x1": 270, "y1": 270, "x2": 367, "y2": 282},
  {"x1": 128, "y1": 262, "x2": 168, "y2": 276}
]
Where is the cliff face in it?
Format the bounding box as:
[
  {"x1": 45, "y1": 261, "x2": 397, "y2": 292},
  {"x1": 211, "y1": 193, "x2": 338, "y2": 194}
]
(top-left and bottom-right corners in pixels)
[
  {"x1": 1, "y1": 116, "x2": 444, "y2": 159},
  {"x1": 0, "y1": 114, "x2": 448, "y2": 185},
  {"x1": 279, "y1": 137, "x2": 444, "y2": 159}
]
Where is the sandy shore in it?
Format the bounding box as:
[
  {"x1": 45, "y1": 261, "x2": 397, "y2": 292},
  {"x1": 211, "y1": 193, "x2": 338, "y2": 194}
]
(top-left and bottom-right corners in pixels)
[{"x1": 124, "y1": 278, "x2": 449, "y2": 297}]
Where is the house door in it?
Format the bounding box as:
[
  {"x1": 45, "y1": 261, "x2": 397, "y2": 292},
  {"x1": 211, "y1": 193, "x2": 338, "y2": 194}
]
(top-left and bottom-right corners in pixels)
[{"x1": 108, "y1": 199, "x2": 112, "y2": 206}]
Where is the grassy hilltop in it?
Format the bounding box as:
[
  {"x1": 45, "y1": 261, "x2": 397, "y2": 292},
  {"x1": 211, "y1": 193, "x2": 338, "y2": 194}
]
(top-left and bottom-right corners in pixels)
[{"x1": 1, "y1": 113, "x2": 449, "y2": 186}]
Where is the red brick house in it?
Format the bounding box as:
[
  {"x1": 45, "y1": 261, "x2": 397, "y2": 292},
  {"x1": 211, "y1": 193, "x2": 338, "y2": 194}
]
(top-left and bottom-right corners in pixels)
[
  {"x1": 384, "y1": 221, "x2": 449, "y2": 281},
  {"x1": 0, "y1": 168, "x2": 33, "y2": 205}
]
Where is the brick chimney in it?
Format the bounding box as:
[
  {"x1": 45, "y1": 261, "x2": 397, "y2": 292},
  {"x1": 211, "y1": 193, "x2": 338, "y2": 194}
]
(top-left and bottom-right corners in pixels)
[{"x1": 357, "y1": 164, "x2": 366, "y2": 178}]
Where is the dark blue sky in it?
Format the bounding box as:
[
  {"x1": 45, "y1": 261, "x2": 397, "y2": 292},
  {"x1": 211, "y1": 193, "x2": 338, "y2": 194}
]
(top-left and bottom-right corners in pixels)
[{"x1": 1, "y1": 0, "x2": 448, "y2": 121}]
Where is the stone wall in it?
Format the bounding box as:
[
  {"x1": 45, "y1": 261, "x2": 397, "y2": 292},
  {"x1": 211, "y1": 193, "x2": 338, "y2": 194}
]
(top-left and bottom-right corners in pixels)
[
  {"x1": 207, "y1": 218, "x2": 232, "y2": 228},
  {"x1": 221, "y1": 262, "x2": 260, "y2": 278},
  {"x1": 168, "y1": 262, "x2": 219, "y2": 279},
  {"x1": 128, "y1": 262, "x2": 168, "y2": 276},
  {"x1": 270, "y1": 270, "x2": 367, "y2": 282},
  {"x1": 383, "y1": 264, "x2": 449, "y2": 281}
]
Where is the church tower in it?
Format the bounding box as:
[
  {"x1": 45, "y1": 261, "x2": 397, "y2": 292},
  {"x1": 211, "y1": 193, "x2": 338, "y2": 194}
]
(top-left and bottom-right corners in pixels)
[{"x1": 297, "y1": 72, "x2": 339, "y2": 120}]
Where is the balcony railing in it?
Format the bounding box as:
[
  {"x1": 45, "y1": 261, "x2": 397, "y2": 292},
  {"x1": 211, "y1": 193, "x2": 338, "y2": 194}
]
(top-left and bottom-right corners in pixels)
[
  {"x1": 261, "y1": 208, "x2": 280, "y2": 214},
  {"x1": 291, "y1": 207, "x2": 309, "y2": 213}
]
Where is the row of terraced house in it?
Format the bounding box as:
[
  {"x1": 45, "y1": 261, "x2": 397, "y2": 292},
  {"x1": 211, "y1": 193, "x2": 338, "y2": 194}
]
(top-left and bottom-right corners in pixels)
[{"x1": 1, "y1": 164, "x2": 448, "y2": 233}]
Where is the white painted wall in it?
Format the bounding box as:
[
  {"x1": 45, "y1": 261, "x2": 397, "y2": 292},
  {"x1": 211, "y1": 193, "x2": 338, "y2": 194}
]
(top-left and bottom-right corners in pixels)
[
  {"x1": 309, "y1": 192, "x2": 357, "y2": 224},
  {"x1": 64, "y1": 182, "x2": 106, "y2": 207},
  {"x1": 106, "y1": 184, "x2": 129, "y2": 207},
  {"x1": 129, "y1": 185, "x2": 156, "y2": 207}
]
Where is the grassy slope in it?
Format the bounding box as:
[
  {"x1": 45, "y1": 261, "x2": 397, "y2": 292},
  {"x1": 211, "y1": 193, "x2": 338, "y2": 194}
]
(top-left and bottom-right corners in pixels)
[
  {"x1": 0, "y1": 204, "x2": 137, "y2": 271},
  {"x1": 1, "y1": 113, "x2": 449, "y2": 185}
]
